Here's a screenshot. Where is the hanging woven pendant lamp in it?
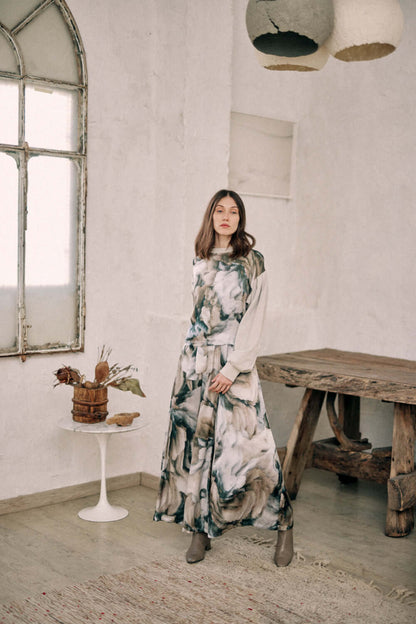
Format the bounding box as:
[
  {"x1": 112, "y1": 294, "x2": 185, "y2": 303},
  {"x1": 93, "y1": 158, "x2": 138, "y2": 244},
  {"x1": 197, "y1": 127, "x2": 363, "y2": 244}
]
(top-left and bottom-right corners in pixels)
[
  {"x1": 326, "y1": 0, "x2": 404, "y2": 62},
  {"x1": 256, "y1": 46, "x2": 330, "y2": 72},
  {"x1": 246, "y1": 0, "x2": 334, "y2": 58}
]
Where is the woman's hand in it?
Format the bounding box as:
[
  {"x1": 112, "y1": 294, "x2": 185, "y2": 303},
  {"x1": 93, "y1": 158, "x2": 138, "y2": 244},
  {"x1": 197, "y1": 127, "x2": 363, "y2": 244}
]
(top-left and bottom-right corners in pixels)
[{"x1": 208, "y1": 373, "x2": 232, "y2": 394}]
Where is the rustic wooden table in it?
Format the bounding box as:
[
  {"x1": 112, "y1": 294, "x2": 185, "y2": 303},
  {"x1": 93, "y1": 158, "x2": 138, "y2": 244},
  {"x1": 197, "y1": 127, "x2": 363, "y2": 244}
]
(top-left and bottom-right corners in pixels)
[{"x1": 257, "y1": 348, "x2": 416, "y2": 537}]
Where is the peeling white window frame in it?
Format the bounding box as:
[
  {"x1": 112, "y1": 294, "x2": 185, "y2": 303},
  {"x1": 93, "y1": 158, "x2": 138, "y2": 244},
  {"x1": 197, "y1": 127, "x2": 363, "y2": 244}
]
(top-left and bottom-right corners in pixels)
[{"x1": 0, "y1": 0, "x2": 87, "y2": 360}]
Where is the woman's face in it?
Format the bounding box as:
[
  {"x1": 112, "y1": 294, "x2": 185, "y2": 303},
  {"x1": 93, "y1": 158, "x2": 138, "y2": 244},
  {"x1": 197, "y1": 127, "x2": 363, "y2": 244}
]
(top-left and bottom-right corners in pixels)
[{"x1": 212, "y1": 195, "x2": 240, "y2": 240}]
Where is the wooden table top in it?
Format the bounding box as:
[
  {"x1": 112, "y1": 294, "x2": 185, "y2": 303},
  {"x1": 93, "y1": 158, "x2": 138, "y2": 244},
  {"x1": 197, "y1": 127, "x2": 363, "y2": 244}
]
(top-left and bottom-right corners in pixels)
[{"x1": 257, "y1": 348, "x2": 416, "y2": 405}]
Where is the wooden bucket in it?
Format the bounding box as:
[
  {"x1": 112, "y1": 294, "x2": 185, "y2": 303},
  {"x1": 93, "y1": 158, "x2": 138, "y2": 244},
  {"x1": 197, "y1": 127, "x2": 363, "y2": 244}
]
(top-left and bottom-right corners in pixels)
[{"x1": 72, "y1": 386, "x2": 108, "y2": 423}]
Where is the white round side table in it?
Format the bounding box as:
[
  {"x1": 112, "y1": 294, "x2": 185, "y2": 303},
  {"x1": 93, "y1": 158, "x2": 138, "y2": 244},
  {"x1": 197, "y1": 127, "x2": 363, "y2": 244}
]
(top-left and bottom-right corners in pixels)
[{"x1": 58, "y1": 417, "x2": 148, "y2": 522}]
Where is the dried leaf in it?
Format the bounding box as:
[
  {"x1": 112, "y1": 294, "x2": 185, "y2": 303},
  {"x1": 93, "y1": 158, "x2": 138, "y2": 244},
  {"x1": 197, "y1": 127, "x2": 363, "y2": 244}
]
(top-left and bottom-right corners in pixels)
[
  {"x1": 54, "y1": 366, "x2": 81, "y2": 386},
  {"x1": 111, "y1": 377, "x2": 146, "y2": 397}
]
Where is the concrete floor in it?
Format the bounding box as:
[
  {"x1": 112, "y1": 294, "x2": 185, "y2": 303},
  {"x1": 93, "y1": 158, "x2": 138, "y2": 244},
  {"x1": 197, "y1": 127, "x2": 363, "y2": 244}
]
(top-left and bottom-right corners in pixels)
[{"x1": 0, "y1": 468, "x2": 415, "y2": 603}]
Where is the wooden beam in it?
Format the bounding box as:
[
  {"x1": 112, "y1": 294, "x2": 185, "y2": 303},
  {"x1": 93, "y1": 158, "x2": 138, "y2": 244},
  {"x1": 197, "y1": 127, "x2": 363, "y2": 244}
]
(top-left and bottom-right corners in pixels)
[
  {"x1": 372, "y1": 447, "x2": 392, "y2": 459},
  {"x1": 388, "y1": 472, "x2": 416, "y2": 511},
  {"x1": 311, "y1": 438, "x2": 391, "y2": 483},
  {"x1": 385, "y1": 403, "x2": 416, "y2": 537},
  {"x1": 282, "y1": 388, "x2": 325, "y2": 499}
]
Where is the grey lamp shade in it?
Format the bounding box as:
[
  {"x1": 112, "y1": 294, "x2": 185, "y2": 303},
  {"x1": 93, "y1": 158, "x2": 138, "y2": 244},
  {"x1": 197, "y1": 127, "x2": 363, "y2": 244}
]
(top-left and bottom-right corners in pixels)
[
  {"x1": 326, "y1": 0, "x2": 404, "y2": 62},
  {"x1": 246, "y1": 0, "x2": 334, "y2": 58}
]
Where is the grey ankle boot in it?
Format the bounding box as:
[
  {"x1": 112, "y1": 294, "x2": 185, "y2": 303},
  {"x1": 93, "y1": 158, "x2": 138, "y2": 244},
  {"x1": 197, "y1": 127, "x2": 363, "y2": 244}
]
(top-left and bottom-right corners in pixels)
[
  {"x1": 274, "y1": 528, "x2": 294, "y2": 567},
  {"x1": 186, "y1": 532, "x2": 211, "y2": 564}
]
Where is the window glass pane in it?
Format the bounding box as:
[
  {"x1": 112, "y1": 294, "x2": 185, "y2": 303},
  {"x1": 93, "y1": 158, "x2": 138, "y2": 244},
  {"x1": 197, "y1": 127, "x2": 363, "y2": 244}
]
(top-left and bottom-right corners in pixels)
[
  {"x1": 0, "y1": 0, "x2": 42, "y2": 31},
  {"x1": 25, "y1": 283, "x2": 78, "y2": 347},
  {"x1": 0, "y1": 152, "x2": 19, "y2": 350},
  {"x1": 0, "y1": 28, "x2": 19, "y2": 74},
  {"x1": 25, "y1": 155, "x2": 78, "y2": 347},
  {"x1": 26, "y1": 83, "x2": 78, "y2": 151},
  {"x1": 26, "y1": 156, "x2": 77, "y2": 287},
  {"x1": 0, "y1": 78, "x2": 19, "y2": 145},
  {"x1": 15, "y1": 3, "x2": 79, "y2": 83}
]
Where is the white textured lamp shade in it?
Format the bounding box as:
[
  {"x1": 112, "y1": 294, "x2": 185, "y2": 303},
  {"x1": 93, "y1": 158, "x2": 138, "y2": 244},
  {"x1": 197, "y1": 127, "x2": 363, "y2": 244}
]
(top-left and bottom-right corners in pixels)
[
  {"x1": 256, "y1": 46, "x2": 330, "y2": 72},
  {"x1": 326, "y1": 0, "x2": 404, "y2": 62},
  {"x1": 246, "y1": 0, "x2": 334, "y2": 58}
]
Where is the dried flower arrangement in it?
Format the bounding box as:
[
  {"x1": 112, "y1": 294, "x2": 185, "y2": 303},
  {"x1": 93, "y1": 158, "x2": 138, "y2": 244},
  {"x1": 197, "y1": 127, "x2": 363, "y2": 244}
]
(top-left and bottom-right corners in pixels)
[
  {"x1": 54, "y1": 346, "x2": 145, "y2": 395},
  {"x1": 54, "y1": 346, "x2": 145, "y2": 423}
]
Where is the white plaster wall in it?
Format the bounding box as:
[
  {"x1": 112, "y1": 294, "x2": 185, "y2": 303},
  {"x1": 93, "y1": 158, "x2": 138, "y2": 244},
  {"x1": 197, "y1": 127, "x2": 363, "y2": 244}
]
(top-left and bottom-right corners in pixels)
[
  {"x1": 0, "y1": 0, "x2": 414, "y2": 501},
  {"x1": 231, "y1": 0, "x2": 415, "y2": 447},
  {"x1": 232, "y1": 0, "x2": 416, "y2": 358},
  {"x1": 0, "y1": 0, "x2": 233, "y2": 500}
]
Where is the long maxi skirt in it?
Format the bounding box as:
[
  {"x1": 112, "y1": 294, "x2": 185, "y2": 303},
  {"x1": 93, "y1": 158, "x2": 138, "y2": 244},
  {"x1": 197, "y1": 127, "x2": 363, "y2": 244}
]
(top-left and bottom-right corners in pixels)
[{"x1": 153, "y1": 342, "x2": 293, "y2": 538}]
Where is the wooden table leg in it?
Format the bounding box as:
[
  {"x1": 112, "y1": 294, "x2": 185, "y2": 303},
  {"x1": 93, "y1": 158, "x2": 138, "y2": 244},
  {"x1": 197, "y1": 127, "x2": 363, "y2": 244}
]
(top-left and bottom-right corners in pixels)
[
  {"x1": 337, "y1": 394, "x2": 361, "y2": 484},
  {"x1": 338, "y1": 394, "x2": 361, "y2": 439},
  {"x1": 283, "y1": 388, "x2": 325, "y2": 499},
  {"x1": 385, "y1": 403, "x2": 416, "y2": 537}
]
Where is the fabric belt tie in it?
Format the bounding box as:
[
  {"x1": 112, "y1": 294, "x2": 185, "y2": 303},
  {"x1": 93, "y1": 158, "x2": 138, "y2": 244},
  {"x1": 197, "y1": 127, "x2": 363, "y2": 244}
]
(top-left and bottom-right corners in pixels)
[
  {"x1": 195, "y1": 346, "x2": 208, "y2": 374},
  {"x1": 189, "y1": 341, "x2": 234, "y2": 376}
]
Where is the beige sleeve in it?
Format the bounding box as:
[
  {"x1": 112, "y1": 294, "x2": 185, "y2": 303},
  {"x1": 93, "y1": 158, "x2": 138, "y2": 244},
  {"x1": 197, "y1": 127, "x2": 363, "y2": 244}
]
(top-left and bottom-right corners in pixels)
[{"x1": 220, "y1": 271, "x2": 268, "y2": 382}]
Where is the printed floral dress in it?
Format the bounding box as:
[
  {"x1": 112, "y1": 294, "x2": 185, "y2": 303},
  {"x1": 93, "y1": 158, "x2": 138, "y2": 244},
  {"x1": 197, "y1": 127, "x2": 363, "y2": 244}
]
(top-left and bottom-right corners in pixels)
[{"x1": 153, "y1": 248, "x2": 293, "y2": 538}]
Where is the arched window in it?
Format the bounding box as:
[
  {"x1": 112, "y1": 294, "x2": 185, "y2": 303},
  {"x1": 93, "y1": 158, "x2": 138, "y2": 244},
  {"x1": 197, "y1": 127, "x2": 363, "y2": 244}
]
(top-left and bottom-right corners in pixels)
[{"x1": 0, "y1": 0, "x2": 87, "y2": 359}]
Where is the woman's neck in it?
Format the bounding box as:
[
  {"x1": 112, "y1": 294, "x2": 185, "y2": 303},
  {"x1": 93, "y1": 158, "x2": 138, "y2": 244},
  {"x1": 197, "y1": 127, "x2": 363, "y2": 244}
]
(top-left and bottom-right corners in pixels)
[{"x1": 214, "y1": 233, "x2": 232, "y2": 249}]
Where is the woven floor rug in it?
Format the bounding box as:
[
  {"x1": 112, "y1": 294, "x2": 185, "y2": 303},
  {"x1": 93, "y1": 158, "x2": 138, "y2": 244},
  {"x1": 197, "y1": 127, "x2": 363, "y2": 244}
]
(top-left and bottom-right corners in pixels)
[{"x1": 1, "y1": 534, "x2": 414, "y2": 624}]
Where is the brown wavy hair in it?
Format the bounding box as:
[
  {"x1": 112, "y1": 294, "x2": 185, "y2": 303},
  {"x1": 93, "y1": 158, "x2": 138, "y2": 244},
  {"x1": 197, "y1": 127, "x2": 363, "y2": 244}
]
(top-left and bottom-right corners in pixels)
[{"x1": 194, "y1": 189, "x2": 255, "y2": 259}]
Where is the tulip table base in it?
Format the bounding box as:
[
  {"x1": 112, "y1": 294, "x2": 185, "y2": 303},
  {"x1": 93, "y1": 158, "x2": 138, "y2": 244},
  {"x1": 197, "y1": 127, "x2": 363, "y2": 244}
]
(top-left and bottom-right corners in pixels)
[
  {"x1": 77, "y1": 434, "x2": 129, "y2": 522},
  {"x1": 59, "y1": 418, "x2": 147, "y2": 522}
]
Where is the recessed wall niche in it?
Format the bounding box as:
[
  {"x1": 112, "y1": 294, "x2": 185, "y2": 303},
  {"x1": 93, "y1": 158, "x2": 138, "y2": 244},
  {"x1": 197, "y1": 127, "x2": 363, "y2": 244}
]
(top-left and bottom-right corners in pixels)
[{"x1": 229, "y1": 112, "x2": 296, "y2": 199}]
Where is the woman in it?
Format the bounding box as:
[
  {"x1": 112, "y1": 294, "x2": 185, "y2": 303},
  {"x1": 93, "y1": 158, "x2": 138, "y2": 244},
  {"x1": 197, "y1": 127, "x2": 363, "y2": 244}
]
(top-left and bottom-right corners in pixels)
[{"x1": 154, "y1": 189, "x2": 293, "y2": 566}]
